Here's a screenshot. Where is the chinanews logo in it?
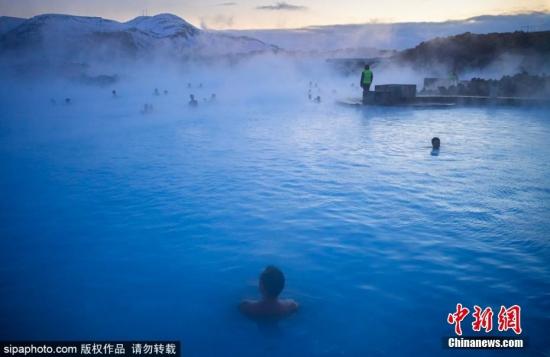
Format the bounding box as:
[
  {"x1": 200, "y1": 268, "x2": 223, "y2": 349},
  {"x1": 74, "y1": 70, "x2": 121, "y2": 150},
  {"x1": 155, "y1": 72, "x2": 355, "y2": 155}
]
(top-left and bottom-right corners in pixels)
[{"x1": 445, "y1": 304, "x2": 525, "y2": 349}]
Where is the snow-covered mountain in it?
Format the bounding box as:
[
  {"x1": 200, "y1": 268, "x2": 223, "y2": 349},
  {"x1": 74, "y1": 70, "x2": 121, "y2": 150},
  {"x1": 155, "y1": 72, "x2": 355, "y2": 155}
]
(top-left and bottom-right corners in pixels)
[
  {"x1": 0, "y1": 13, "x2": 278, "y2": 63},
  {"x1": 0, "y1": 16, "x2": 25, "y2": 34},
  {"x1": 226, "y1": 12, "x2": 550, "y2": 51}
]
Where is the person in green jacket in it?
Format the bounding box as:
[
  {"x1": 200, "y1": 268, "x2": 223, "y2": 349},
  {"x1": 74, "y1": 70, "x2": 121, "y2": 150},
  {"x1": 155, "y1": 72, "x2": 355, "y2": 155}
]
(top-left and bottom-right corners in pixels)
[{"x1": 360, "y1": 64, "x2": 374, "y2": 102}]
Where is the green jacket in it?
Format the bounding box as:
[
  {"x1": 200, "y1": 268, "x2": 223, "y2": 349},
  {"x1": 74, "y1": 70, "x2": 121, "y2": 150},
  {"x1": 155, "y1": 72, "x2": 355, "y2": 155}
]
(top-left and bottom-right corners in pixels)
[{"x1": 361, "y1": 69, "x2": 373, "y2": 86}]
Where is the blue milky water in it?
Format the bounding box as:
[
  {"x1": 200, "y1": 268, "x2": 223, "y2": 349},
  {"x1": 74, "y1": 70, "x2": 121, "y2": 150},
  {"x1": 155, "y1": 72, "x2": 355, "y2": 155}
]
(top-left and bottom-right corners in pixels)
[{"x1": 1, "y1": 86, "x2": 550, "y2": 356}]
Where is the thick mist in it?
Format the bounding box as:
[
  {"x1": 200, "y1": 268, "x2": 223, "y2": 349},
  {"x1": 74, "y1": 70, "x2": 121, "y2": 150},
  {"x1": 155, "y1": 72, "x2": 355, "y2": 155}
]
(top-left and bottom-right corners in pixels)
[
  {"x1": 0, "y1": 55, "x2": 366, "y2": 150},
  {"x1": 1, "y1": 48, "x2": 549, "y2": 142}
]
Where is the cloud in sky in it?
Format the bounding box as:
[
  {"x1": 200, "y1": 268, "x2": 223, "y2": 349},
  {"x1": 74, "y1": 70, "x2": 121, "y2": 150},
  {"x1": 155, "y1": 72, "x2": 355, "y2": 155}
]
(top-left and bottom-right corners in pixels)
[
  {"x1": 201, "y1": 14, "x2": 234, "y2": 29},
  {"x1": 256, "y1": 2, "x2": 307, "y2": 11},
  {"x1": 0, "y1": 0, "x2": 547, "y2": 30}
]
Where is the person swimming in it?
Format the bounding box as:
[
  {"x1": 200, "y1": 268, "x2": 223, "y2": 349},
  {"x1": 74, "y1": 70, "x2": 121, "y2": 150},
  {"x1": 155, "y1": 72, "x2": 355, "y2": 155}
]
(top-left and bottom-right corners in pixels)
[
  {"x1": 431, "y1": 137, "x2": 441, "y2": 156},
  {"x1": 154, "y1": 88, "x2": 160, "y2": 96},
  {"x1": 140, "y1": 103, "x2": 153, "y2": 114},
  {"x1": 112, "y1": 89, "x2": 117, "y2": 97},
  {"x1": 239, "y1": 265, "x2": 298, "y2": 319},
  {"x1": 189, "y1": 94, "x2": 198, "y2": 107}
]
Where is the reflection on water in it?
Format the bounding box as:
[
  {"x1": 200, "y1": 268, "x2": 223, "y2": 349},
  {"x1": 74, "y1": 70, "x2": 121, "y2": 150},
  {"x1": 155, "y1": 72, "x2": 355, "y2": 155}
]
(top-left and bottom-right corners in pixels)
[{"x1": 1, "y1": 94, "x2": 550, "y2": 356}]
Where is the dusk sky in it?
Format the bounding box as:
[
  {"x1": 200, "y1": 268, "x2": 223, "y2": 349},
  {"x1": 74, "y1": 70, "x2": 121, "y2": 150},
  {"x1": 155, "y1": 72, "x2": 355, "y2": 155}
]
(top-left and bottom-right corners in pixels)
[{"x1": 0, "y1": 0, "x2": 549, "y2": 29}]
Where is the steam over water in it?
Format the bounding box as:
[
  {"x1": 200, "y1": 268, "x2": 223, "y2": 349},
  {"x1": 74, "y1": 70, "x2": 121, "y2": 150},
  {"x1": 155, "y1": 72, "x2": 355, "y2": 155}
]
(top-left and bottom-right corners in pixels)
[{"x1": 1, "y1": 62, "x2": 550, "y2": 356}]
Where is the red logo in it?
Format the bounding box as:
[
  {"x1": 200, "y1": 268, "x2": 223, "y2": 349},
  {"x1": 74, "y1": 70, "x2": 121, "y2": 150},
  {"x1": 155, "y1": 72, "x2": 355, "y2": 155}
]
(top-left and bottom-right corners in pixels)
[
  {"x1": 472, "y1": 306, "x2": 493, "y2": 332},
  {"x1": 447, "y1": 303, "x2": 470, "y2": 336},
  {"x1": 447, "y1": 304, "x2": 522, "y2": 335},
  {"x1": 498, "y1": 305, "x2": 522, "y2": 335}
]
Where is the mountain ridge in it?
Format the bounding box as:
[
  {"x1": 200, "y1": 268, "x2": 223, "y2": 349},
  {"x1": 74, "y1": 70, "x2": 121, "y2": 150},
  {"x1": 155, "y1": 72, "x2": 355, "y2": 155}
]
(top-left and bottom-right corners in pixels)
[
  {"x1": 0, "y1": 13, "x2": 278, "y2": 62},
  {"x1": 395, "y1": 30, "x2": 550, "y2": 74},
  {"x1": 225, "y1": 12, "x2": 550, "y2": 51}
]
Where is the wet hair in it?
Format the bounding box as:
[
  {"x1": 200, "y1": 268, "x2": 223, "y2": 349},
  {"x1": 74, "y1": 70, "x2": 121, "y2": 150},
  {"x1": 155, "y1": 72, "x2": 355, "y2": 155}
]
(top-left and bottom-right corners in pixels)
[
  {"x1": 260, "y1": 265, "x2": 285, "y2": 298},
  {"x1": 432, "y1": 137, "x2": 441, "y2": 149}
]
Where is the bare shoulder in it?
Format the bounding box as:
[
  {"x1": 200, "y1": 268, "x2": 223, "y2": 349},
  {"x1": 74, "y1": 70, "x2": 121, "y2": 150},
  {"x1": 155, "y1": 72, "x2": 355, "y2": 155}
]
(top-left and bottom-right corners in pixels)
[
  {"x1": 239, "y1": 298, "x2": 298, "y2": 318},
  {"x1": 239, "y1": 299, "x2": 256, "y2": 313},
  {"x1": 281, "y1": 299, "x2": 299, "y2": 313}
]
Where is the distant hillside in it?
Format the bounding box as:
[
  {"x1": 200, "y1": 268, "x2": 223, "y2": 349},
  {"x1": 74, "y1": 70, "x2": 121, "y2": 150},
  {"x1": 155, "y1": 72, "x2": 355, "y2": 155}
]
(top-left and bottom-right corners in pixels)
[
  {"x1": 0, "y1": 16, "x2": 25, "y2": 34},
  {"x1": 423, "y1": 73, "x2": 550, "y2": 98},
  {"x1": 227, "y1": 12, "x2": 550, "y2": 51},
  {"x1": 0, "y1": 13, "x2": 278, "y2": 64},
  {"x1": 395, "y1": 31, "x2": 550, "y2": 74}
]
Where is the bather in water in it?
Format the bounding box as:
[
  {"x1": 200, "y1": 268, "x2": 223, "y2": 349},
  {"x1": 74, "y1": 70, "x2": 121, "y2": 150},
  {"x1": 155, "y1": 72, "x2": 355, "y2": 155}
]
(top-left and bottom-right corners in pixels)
[
  {"x1": 189, "y1": 94, "x2": 198, "y2": 107},
  {"x1": 239, "y1": 265, "x2": 298, "y2": 319},
  {"x1": 431, "y1": 137, "x2": 441, "y2": 156},
  {"x1": 140, "y1": 103, "x2": 153, "y2": 114}
]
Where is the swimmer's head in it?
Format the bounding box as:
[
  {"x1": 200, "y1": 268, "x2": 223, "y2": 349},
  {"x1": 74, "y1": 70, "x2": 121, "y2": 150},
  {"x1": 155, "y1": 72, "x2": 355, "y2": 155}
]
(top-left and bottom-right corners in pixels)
[
  {"x1": 259, "y1": 265, "x2": 285, "y2": 299},
  {"x1": 432, "y1": 137, "x2": 441, "y2": 149}
]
